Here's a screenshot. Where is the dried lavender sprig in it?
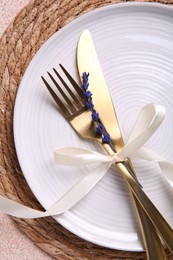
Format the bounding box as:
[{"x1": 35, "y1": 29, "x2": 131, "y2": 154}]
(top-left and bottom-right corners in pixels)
[
  {"x1": 81, "y1": 73, "x2": 143, "y2": 187},
  {"x1": 82, "y1": 72, "x2": 111, "y2": 144}
]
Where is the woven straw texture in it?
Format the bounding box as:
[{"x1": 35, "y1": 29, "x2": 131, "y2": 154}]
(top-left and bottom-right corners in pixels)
[{"x1": 0, "y1": 0, "x2": 173, "y2": 259}]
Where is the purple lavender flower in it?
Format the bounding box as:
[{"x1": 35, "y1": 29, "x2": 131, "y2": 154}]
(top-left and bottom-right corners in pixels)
[
  {"x1": 102, "y1": 133, "x2": 111, "y2": 144},
  {"x1": 86, "y1": 98, "x2": 93, "y2": 109},
  {"x1": 82, "y1": 72, "x2": 89, "y2": 83},
  {"x1": 91, "y1": 110, "x2": 99, "y2": 121},
  {"x1": 96, "y1": 123, "x2": 104, "y2": 134},
  {"x1": 83, "y1": 90, "x2": 92, "y2": 99},
  {"x1": 81, "y1": 82, "x2": 89, "y2": 91}
]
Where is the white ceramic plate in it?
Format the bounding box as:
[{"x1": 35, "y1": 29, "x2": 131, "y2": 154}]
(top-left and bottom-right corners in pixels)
[{"x1": 14, "y1": 3, "x2": 173, "y2": 251}]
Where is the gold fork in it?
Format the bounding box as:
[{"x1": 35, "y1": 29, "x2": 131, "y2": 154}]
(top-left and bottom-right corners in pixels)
[{"x1": 41, "y1": 64, "x2": 173, "y2": 253}]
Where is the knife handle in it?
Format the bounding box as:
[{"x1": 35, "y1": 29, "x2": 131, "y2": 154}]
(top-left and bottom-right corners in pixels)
[{"x1": 116, "y1": 162, "x2": 173, "y2": 254}]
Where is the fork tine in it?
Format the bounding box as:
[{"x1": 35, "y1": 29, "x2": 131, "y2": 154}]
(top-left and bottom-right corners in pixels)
[
  {"x1": 47, "y1": 72, "x2": 76, "y2": 111},
  {"x1": 59, "y1": 65, "x2": 85, "y2": 102},
  {"x1": 41, "y1": 76, "x2": 70, "y2": 118},
  {"x1": 53, "y1": 68, "x2": 84, "y2": 110},
  {"x1": 59, "y1": 64, "x2": 83, "y2": 98}
]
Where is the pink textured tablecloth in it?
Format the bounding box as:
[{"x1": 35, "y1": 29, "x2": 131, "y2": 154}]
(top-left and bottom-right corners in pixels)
[{"x1": 0, "y1": 1, "x2": 52, "y2": 259}]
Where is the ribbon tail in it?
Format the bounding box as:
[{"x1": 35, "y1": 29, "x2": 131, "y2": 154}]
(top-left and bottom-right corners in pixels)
[
  {"x1": 0, "y1": 162, "x2": 111, "y2": 218},
  {"x1": 46, "y1": 161, "x2": 111, "y2": 216},
  {"x1": 0, "y1": 196, "x2": 46, "y2": 218},
  {"x1": 132, "y1": 148, "x2": 173, "y2": 189},
  {"x1": 158, "y1": 161, "x2": 173, "y2": 188}
]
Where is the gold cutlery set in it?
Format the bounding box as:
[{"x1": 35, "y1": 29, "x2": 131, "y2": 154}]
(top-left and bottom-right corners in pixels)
[{"x1": 42, "y1": 30, "x2": 173, "y2": 259}]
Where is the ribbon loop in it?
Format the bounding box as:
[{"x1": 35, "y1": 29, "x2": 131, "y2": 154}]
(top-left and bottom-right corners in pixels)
[
  {"x1": 54, "y1": 147, "x2": 113, "y2": 165},
  {"x1": 118, "y1": 103, "x2": 166, "y2": 159}
]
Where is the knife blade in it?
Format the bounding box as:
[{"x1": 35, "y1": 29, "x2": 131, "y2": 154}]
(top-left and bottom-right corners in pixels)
[{"x1": 77, "y1": 30, "x2": 166, "y2": 259}]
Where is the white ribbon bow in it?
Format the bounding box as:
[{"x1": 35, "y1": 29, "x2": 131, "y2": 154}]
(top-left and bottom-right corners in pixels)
[{"x1": 0, "y1": 103, "x2": 173, "y2": 218}]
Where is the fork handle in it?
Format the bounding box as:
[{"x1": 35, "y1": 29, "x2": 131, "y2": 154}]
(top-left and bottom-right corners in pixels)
[{"x1": 116, "y1": 162, "x2": 173, "y2": 254}]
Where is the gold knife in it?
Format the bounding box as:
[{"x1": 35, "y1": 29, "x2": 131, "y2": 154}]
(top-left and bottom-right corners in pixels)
[{"x1": 77, "y1": 30, "x2": 166, "y2": 259}]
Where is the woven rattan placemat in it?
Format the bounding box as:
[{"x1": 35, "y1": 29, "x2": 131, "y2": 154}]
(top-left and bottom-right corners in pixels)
[{"x1": 0, "y1": 0, "x2": 173, "y2": 259}]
